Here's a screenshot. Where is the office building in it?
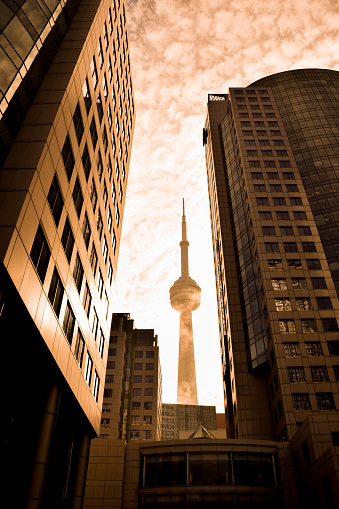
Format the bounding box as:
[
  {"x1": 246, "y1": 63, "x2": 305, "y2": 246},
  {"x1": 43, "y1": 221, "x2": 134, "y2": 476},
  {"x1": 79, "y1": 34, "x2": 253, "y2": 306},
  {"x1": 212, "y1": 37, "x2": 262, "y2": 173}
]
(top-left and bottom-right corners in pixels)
[
  {"x1": 161, "y1": 403, "x2": 217, "y2": 440},
  {"x1": 1, "y1": 0, "x2": 135, "y2": 506},
  {"x1": 204, "y1": 68, "x2": 339, "y2": 506},
  {"x1": 170, "y1": 200, "x2": 201, "y2": 404},
  {"x1": 100, "y1": 312, "x2": 162, "y2": 441}
]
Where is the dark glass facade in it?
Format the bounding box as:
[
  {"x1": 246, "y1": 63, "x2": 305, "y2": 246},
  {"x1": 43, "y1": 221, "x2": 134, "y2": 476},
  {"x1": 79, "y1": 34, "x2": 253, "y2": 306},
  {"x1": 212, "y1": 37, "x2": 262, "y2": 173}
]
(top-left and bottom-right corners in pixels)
[{"x1": 250, "y1": 69, "x2": 339, "y2": 297}]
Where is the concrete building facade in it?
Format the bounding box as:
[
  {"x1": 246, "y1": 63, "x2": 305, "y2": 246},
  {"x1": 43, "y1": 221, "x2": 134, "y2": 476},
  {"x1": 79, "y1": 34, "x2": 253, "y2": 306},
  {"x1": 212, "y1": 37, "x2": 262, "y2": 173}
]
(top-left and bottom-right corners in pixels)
[
  {"x1": 99, "y1": 312, "x2": 162, "y2": 442},
  {"x1": 1, "y1": 0, "x2": 135, "y2": 506},
  {"x1": 204, "y1": 68, "x2": 339, "y2": 507}
]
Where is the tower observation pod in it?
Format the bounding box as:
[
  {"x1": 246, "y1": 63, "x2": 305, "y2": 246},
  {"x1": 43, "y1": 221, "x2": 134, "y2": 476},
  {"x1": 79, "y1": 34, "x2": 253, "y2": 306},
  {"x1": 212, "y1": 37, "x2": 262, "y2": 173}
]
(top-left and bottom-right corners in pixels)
[{"x1": 170, "y1": 199, "x2": 201, "y2": 405}]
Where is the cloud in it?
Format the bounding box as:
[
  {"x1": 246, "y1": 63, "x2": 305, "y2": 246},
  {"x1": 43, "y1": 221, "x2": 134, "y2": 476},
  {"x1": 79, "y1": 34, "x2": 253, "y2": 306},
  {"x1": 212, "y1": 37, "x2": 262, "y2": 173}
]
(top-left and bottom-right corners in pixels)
[{"x1": 115, "y1": 0, "x2": 339, "y2": 410}]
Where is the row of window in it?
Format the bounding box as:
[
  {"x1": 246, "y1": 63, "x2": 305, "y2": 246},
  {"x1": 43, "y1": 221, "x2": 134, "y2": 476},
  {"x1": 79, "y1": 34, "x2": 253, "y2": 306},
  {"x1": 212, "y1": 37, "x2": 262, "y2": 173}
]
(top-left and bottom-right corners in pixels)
[
  {"x1": 284, "y1": 341, "x2": 339, "y2": 357},
  {"x1": 279, "y1": 318, "x2": 338, "y2": 334},
  {"x1": 134, "y1": 363, "x2": 154, "y2": 371},
  {"x1": 263, "y1": 225, "x2": 312, "y2": 236},
  {"x1": 292, "y1": 393, "x2": 336, "y2": 411},
  {"x1": 287, "y1": 366, "x2": 334, "y2": 383},
  {"x1": 30, "y1": 225, "x2": 101, "y2": 402},
  {"x1": 268, "y1": 258, "x2": 321, "y2": 271},
  {"x1": 257, "y1": 196, "x2": 303, "y2": 206},
  {"x1": 251, "y1": 171, "x2": 295, "y2": 180},
  {"x1": 131, "y1": 415, "x2": 153, "y2": 425},
  {"x1": 271, "y1": 277, "x2": 327, "y2": 290},
  {"x1": 130, "y1": 430, "x2": 152, "y2": 439},
  {"x1": 260, "y1": 210, "x2": 306, "y2": 221},
  {"x1": 135, "y1": 350, "x2": 155, "y2": 358},
  {"x1": 275, "y1": 296, "x2": 332, "y2": 311},
  {"x1": 133, "y1": 375, "x2": 154, "y2": 384}
]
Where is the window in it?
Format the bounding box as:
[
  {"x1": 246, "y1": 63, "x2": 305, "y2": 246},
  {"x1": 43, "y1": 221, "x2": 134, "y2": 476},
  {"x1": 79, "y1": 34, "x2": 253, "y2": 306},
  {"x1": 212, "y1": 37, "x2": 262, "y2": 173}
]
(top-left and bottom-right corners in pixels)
[
  {"x1": 62, "y1": 135, "x2": 75, "y2": 179},
  {"x1": 284, "y1": 243, "x2": 298, "y2": 254},
  {"x1": 316, "y1": 393, "x2": 336, "y2": 410},
  {"x1": 302, "y1": 241, "x2": 316, "y2": 252},
  {"x1": 133, "y1": 388, "x2": 141, "y2": 397},
  {"x1": 290, "y1": 197, "x2": 303, "y2": 206},
  {"x1": 286, "y1": 184, "x2": 298, "y2": 192},
  {"x1": 262, "y1": 226, "x2": 275, "y2": 236},
  {"x1": 281, "y1": 227, "x2": 294, "y2": 236},
  {"x1": 90, "y1": 179, "x2": 98, "y2": 212},
  {"x1": 275, "y1": 298, "x2": 291, "y2": 311},
  {"x1": 259, "y1": 211, "x2": 272, "y2": 220},
  {"x1": 256, "y1": 197, "x2": 269, "y2": 206},
  {"x1": 262, "y1": 150, "x2": 273, "y2": 157},
  {"x1": 83, "y1": 282, "x2": 91, "y2": 317},
  {"x1": 30, "y1": 224, "x2": 51, "y2": 283},
  {"x1": 93, "y1": 371, "x2": 100, "y2": 402},
  {"x1": 144, "y1": 402, "x2": 153, "y2": 410},
  {"x1": 82, "y1": 143, "x2": 91, "y2": 181},
  {"x1": 63, "y1": 300, "x2": 75, "y2": 345},
  {"x1": 272, "y1": 278, "x2": 287, "y2": 290},
  {"x1": 273, "y1": 197, "x2": 286, "y2": 206},
  {"x1": 108, "y1": 258, "x2": 113, "y2": 285},
  {"x1": 265, "y1": 242, "x2": 279, "y2": 253},
  {"x1": 110, "y1": 336, "x2": 117, "y2": 344},
  {"x1": 107, "y1": 207, "x2": 113, "y2": 233},
  {"x1": 103, "y1": 181, "x2": 108, "y2": 209},
  {"x1": 307, "y1": 259, "x2": 321, "y2": 270},
  {"x1": 311, "y1": 277, "x2": 327, "y2": 289},
  {"x1": 102, "y1": 73, "x2": 108, "y2": 102},
  {"x1": 105, "y1": 374, "x2": 114, "y2": 384},
  {"x1": 270, "y1": 184, "x2": 282, "y2": 192},
  {"x1": 48, "y1": 267, "x2": 64, "y2": 317},
  {"x1": 249, "y1": 160, "x2": 261, "y2": 168},
  {"x1": 90, "y1": 243, "x2": 98, "y2": 277},
  {"x1": 102, "y1": 125, "x2": 108, "y2": 153},
  {"x1": 102, "y1": 236, "x2": 108, "y2": 264},
  {"x1": 90, "y1": 116, "x2": 98, "y2": 148},
  {"x1": 84, "y1": 353, "x2": 93, "y2": 386},
  {"x1": 132, "y1": 402, "x2": 141, "y2": 411},
  {"x1": 135, "y1": 351, "x2": 143, "y2": 358},
  {"x1": 97, "y1": 150, "x2": 103, "y2": 181},
  {"x1": 74, "y1": 329, "x2": 85, "y2": 367},
  {"x1": 288, "y1": 367, "x2": 306, "y2": 383},
  {"x1": 80, "y1": 214, "x2": 91, "y2": 251},
  {"x1": 92, "y1": 308, "x2": 99, "y2": 340},
  {"x1": 328, "y1": 341, "x2": 339, "y2": 356},
  {"x1": 292, "y1": 278, "x2": 307, "y2": 290},
  {"x1": 108, "y1": 347, "x2": 116, "y2": 356},
  {"x1": 134, "y1": 363, "x2": 142, "y2": 370},
  {"x1": 144, "y1": 430, "x2": 152, "y2": 439},
  {"x1": 47, "y1": 175, "x2": 64, "y2": 226},
  {"x1": 292, "y1": 394, "x2": 311, "y2": 411},
  {"x1": 145, "y1": 375, "x2": 153, "y2": 383},
  {"x1": 264, "y1": 161, "x2": 276, "y2": 168},
  {"x1": 287, "y1": 259, "x2": 302, "y2": 270},
  {"x1": 268, "y1": 260, "x2": 283, "y2": 272},
  {"x1": 96, "y1": 209, "x2": 103, "y2": 240},
  {"x1": 333, "y1": 366, "x2": 339, "y2": 381},
  {"x1": 294, "y1": 211, "x2": 307, "y2": 220},
  {"x1": 311, "y1": 367, "x2": 329, "y2": 383},
  {"x1": 104, "y1": 389, "x2": 113, "y2": 397},
  {"x1": 131, "y1": 415, "x2": 140, "y2": 425},
  {"x1": 245, "y1": 139, "x2": 255, "y2": 146},
  {"x1": 316, "y1": 297, "x2": 332, "y2": 310},
  {"x1": 73, "y1": 253, "x2": 84, "y2": 293},
  {"x1": 306, "y1": 342, "x2": 323, "y2": 357},
  {"x1": 90, "y1": 56, "x2": 98, "y2": 88},
  {"x1": 296, "y1": 298, "x2": 312, "y2": 310},
  {"x1": 107, "y1": 155, "x2": 113, "y2": 181},
  {"x1": 96, "y1": 270, "x2": 104, "y2": 301},
  {"x1": 133, "y1": 375, "x2": 142, "y2": 384},
  {"x1": 322, "y1": 318, "x2": 339, "y2": 332},
  {"x1": 73, "y1": 104, "x2": 84, "y2": 145},
  {"x1": 279, "y1": 320, "x2": 296, "y2": 333},
  {"x1": 96, "y1": 92, "x2": 103, "y2": 123},
  {"x1": 301, "y1": 319, "x2": 317, "y2": 333},
  {"x1": 146, "y1": 363, "x2": 154, "y2": 370},
  {"x1": 259, "y1": 139, "x2": 270, "y2": 146},
  {"x1": 144, "y1": 388, "x2": 153, "y2": 396},
  {"x1": 146, "y1": 351, "x2": 154, "y2": 358},
  {"x1": 284, "y1": 343, "x2": 301, "y2": 357},
  {"x1": 72, "y1": 177, "x2": 83, "y2": 218},
  {"x1": 119, "y1": 182, "x2": 123, "y2": 202},
  {"x1": 143, "y1": 416, "x2": 152, "y2": 425},
  {"x1": 112, "y1": 229, "x2": 117, "y2": 254},
  {"x1": 276, "y1": 211, "x2": 289, "y2": 220},
  {"x1": 82, "y1": 78, "x2": 91, "y2": 114}
]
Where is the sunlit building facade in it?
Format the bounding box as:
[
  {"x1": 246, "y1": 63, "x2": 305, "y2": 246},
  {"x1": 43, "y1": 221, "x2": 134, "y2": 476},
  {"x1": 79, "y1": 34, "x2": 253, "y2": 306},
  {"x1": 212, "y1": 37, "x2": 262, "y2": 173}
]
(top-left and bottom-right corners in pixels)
[
  {"x1": 1, "y1": 0, "x2": 135, "y2": 506},
  {"x1": 204, "y1": 69, "x2": 339, "y2": 507}
]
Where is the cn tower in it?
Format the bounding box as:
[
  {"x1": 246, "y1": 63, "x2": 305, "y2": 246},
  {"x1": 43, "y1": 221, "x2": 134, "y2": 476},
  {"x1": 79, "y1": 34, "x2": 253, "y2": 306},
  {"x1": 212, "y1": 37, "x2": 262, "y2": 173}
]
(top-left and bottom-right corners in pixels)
[{"x1": 170, "y1": 200, "x2": 201, "y2": 405}]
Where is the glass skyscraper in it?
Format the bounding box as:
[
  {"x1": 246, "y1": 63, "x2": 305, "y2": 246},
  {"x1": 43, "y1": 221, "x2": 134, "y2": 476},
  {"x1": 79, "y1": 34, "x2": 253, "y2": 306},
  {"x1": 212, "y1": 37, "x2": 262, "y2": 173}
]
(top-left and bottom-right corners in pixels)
[{"x1": 204, "y1": 69, "x2": 339, "y2": 506}]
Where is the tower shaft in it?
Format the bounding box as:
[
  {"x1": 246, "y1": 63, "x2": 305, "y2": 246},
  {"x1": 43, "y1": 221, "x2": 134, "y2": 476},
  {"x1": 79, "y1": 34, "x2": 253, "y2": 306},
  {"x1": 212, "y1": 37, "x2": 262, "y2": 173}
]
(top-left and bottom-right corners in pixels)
[{"x1": 177, "y1": 310, "x2": 198, "y2": 405}]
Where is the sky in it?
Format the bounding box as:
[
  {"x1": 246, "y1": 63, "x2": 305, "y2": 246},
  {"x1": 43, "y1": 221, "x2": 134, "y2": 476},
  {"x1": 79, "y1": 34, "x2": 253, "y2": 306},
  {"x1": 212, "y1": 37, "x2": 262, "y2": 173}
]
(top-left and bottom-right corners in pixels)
[{"x1": 112, "y1": 0, "x2": 339, "y2": 411}]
